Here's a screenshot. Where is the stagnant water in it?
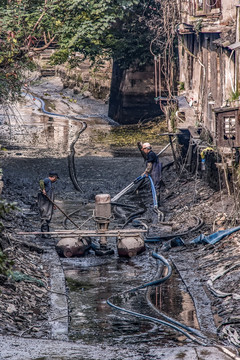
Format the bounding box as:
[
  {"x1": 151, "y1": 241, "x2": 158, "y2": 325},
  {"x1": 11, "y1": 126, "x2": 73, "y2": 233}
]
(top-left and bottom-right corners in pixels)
[
  {"x1": 50, "y1": 194, "x2": 200, "y2": 349},
  {"x1": 61, "y1": 244, "x2": 199, "y2": 347}
]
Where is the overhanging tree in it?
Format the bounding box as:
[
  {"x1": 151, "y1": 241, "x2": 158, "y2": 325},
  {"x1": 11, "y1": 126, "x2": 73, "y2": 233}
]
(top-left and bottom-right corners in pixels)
[{"x1": 0, "y1": 0, "x2": 179, "y2": 102}]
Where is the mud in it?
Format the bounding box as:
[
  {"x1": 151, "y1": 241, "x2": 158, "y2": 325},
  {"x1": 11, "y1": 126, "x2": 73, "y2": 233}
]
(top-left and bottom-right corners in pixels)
[{"x1": 0, "y1": 76, "x2": 239, "y2": 359}]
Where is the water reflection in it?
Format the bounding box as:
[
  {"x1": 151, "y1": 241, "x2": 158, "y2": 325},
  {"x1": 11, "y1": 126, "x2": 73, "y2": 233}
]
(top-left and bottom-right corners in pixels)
[
  {"x1": 150, "y1": 266, "x2": 199, "y2": 330},
  {"x1": 63, "y1": 252, "x2": 194, "y2": 347},
  {"x1": 0, "y1": 101, "x2": 85, "y2": 154}
]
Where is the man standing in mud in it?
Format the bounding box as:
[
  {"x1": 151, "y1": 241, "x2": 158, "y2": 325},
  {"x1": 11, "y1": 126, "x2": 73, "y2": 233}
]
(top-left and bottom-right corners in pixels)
[
  {"x1": 141, "y1": 142, "x2": 162, "y2": 206},
  {"x1": 38, "y1": 172, "x2": 59, "y2": 238}
]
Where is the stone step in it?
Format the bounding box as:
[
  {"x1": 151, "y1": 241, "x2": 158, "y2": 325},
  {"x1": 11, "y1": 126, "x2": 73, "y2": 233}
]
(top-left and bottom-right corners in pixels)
[{"x1": 40, "y1": 69, "x2": 56, "y2": 77}]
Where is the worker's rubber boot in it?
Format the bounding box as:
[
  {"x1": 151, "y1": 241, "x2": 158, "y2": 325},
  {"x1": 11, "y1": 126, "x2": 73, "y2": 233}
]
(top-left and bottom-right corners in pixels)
[{"x1": 41, "y1": 223, "x2": 50, "y2": 238}]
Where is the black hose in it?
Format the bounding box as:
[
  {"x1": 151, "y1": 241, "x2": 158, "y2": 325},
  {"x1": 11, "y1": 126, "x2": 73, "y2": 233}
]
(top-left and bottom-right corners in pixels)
[
  {"x1": 27, "y1": 92, "x2": 87, "y2": 193},
  {"x1": 145, "y1": 215, "x2": 204, "y2": 241},
  {"x1": 68, "y1": 122, "x2": 87, "y2": 192},
  {"x1": 110, "y1": 202, "x2": 139, "y2": 209},
  {"x1": 62, "y1": 208, "x2": 82, "y2": 229},
  {"x1": 107, "y1": 251, "x2": 208, "y2": 345},
  {"x1": 121, "y1": 208, "x2": 146, "y2": 229}
]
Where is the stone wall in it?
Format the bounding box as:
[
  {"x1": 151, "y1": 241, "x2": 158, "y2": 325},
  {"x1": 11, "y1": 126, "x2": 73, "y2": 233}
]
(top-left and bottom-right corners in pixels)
[
  {"x1": 35, "y1": 49, "x2": 163, "y2": 124},
  {"x1": 55, "y1": 60, "x2": 112, "y2": 102},
  {"x1": 108, "y1": 62, "x2": 162, "y2": 125}
]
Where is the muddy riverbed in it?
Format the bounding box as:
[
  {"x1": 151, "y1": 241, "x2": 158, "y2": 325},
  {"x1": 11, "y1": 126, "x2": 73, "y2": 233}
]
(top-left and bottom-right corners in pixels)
[{"x1": 0, "y1": 76, "x2": 239, "y2": 359}]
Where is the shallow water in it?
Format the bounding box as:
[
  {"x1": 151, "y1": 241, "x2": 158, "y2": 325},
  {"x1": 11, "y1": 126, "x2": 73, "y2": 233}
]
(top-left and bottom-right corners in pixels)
[
  {"x1": 60, "y1": 234, "x2": 199, "y2": 349},
  {"x1": 150, "y1": 266, "x2": 199, "y2": 329}
]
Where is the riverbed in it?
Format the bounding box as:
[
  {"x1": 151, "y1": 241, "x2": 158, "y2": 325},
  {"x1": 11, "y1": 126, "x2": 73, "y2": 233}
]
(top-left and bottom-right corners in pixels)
[{"x1": 0, "y1": 76, "x2": 239, "y2": 360}]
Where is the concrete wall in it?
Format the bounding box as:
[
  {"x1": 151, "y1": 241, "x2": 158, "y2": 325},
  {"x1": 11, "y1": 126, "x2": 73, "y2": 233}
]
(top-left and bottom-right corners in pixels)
[
  {"x1": 108, "y1": 62, "x2": 162, "y2": 124},
  {"x1": 55, "y1": 60, "x2": 112, "y2": 102}
]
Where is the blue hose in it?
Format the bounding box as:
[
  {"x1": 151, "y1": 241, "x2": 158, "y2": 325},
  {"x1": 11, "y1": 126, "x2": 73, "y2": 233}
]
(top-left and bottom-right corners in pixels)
[
  {"x1": 148, "y1": 175, "x2": 158, "y2": 208},
  {"x1": 107, "y1": 251, "x2": 208, "y2": 345},
  {"x1": 29, "y1": 94, "x2": 74, "y2": 118}
]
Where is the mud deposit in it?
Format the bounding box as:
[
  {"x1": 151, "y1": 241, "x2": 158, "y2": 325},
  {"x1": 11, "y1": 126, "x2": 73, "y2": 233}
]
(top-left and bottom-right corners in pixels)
[
  {"x1": 0, "y1": 77, "x2": 239, "y2": 359},
  {"x1": 1, "y1": 153, "x2": 237, "y2": 360}
]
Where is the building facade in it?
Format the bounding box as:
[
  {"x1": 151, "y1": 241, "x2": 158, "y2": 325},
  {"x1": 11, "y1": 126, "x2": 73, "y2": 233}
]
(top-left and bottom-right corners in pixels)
[{"x1": 177, "y1": 0, "x2": 240, "y2": 149}]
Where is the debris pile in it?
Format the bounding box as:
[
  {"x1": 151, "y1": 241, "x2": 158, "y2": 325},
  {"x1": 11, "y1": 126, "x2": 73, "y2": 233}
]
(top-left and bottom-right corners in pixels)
[
  {"x1": 195, "y1": 233, "x2": 240, "y2": 348},
  {"x1": 0, "y1": 234, "x2": 51, "y2": 338}
]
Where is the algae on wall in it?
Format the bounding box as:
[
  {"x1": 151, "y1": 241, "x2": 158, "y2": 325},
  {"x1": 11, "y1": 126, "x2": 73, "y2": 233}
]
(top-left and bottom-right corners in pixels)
[{"x1": 55, "y1": 59, "x2": 112, "y2": 101}]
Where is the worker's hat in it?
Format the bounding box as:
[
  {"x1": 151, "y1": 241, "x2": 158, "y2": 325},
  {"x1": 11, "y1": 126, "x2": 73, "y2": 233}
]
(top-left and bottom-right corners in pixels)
[
  {"x1": 49, "y1": 172, "x2": 60, "y2": 179},
  {"x1": 142, "y1": 142, "x2": 151, "y2": 149}
]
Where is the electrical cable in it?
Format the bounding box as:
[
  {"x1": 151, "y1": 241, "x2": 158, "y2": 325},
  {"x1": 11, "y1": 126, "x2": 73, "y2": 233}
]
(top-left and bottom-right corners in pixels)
[{"x1": 145, "y1": 215, "x2": 204, "y2": 241}]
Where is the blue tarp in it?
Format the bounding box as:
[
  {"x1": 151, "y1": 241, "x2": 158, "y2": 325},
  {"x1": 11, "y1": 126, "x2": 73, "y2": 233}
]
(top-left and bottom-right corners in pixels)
[{"x1": 191, "y1": 225, "x2": 240, "y2": 245}]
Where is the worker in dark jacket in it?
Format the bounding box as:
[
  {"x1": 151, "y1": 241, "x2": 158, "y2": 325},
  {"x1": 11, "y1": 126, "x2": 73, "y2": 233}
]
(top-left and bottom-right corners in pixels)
[
  {"x1": 141, "y1": 142, "x2": 162, "y2": 205},
  {"x1": 38, "y1": 172, "x2": 59, "y2": 238}
]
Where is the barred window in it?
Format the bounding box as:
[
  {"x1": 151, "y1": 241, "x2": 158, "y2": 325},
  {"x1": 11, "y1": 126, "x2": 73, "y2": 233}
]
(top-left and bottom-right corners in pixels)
[{"x1": 224, "y1": 116, "x2": 236, "y2": 140}]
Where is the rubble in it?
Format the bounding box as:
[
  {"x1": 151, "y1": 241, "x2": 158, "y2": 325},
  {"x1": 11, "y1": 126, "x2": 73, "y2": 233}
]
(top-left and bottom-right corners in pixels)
[{"x1": 0, "y1": 235, "x2": 51, "y2": 338}]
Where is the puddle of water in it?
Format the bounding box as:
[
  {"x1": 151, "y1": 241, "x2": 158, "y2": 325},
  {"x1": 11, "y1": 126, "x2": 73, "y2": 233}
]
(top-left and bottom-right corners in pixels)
[
  {"x1": 50, "y1": 194, "x2": 198, "y2": 349},
  {"x1": 64, "y1": 251, "x2": 188, "y2": 348},
  {"x1": 149, "y1": 266, "x2": 200, "y2": 330}
]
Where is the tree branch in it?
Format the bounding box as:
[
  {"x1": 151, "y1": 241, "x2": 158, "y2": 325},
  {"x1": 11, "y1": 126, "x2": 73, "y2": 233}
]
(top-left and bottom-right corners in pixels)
[{"x1": 32, "y1": 35, "x2": 56, "y2": 51}]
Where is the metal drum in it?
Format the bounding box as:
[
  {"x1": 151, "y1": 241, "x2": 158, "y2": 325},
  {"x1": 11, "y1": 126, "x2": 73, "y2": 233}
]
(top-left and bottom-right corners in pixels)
[{"x1": 117, "y1": 235, "x2": 145, "y2": 258}]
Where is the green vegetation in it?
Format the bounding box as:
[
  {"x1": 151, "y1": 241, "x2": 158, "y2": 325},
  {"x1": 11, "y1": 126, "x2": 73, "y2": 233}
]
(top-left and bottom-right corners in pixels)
[
  {"x1": 230, "y1": 89, "x2": 240, "y2": 101},
  {"x1": 66, "y1": 277, "x2": 95, "y2": 291},
  {"x1": 0, "y1": 198, "x2": 18, "y2": 230},
  {"x1": 91, "y1": 119, "x2": 168, "y2": 147},
  {"x1": 178, "y1": 82, "x2": 185, "y2": 91},
  {"x1": 10, "y1": 271, "x2": 44, "y2": 287},
  {"x1": 0, "y1": 197, "x2": 17, "y2": 276},
  {"x1": 0, "y1": 0, "x2": 179, "y2": 103},
  {"x1": 0, "y1": 250, "x2": 14, "y2": 277},
  {"x1": 194, "y1": 19, "x2": 203, "y2": 37}
]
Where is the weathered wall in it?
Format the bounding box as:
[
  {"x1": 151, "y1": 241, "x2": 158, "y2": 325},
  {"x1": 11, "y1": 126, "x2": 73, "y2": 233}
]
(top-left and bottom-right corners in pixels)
[
  {"x1": 108, "y1": 62, "x2": 162, "y2": 124},
  {"x1": 55, "y1": 60, "x2": 112, "y2": 102},
  {"x1": 34, "y1": 50, "x2": 162, "y2": 124},
  {"x1": 178, "y1": 31, "x2": 237, "y2": 135},
  {"x1": 177, "y1": 0, "x2": 240, "y2": 137},
  {"x1": 34, "y1": 49, "x2": 112, "y2": 101},
  {"x1": 179, "y1": 0, "x2": 239, "y2": 26}
]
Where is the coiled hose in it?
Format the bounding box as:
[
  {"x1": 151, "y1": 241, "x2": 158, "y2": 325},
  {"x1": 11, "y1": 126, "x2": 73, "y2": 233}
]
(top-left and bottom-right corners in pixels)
[{"x1": 107, "y1": 250, "x2": 209, "y2": 346}]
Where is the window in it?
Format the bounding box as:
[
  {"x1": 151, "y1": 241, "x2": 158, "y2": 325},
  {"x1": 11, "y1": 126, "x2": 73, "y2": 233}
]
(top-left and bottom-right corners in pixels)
[
  {"x1": 195, "y1": 0, "x2": 221, "y2": 14},
  {"x1": 224, "y1": 116, "x2": 236, "y2": 140},
  {"x1": 215, "y1": 109, "x2": 239, "y2": 147},
  {"x1": 207, "y1": 0, "x2": 221, "y2": 9},
  {"x1": 197, "y1": 0, "x2": 203, "y2": 11}
]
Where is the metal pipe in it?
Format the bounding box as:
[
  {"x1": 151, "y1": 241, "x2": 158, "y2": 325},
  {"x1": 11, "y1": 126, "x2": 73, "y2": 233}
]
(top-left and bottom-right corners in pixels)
[
  {"x1": 111, "y1": 175, "x2": 145, "y2": 202},
  {"x1": 18, "y1": 229, "x2": 147, "y2": 236},
  {"x1": 157, "y1": 137, "x2": 176, "y2": 156}
]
